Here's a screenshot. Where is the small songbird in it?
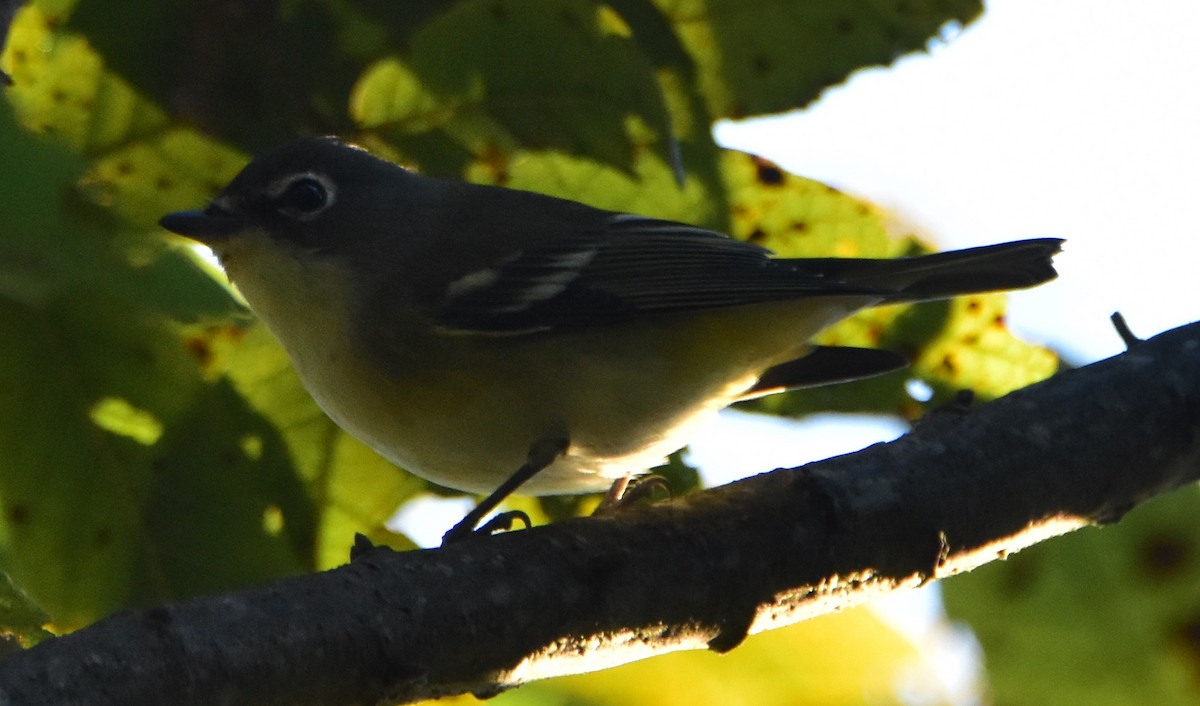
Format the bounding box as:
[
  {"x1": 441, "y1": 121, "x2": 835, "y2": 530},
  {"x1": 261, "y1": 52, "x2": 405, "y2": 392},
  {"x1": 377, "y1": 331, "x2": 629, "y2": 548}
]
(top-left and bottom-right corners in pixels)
[{"x1": 160, "y1": 137, "x2": 1061, "y2": 542}]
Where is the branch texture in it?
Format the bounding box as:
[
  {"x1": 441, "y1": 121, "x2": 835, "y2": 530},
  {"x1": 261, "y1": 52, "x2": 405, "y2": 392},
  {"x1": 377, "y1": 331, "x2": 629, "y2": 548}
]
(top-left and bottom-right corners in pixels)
[{"x1": 3, "y1": 321, "x2": 1199, "y2": 706}]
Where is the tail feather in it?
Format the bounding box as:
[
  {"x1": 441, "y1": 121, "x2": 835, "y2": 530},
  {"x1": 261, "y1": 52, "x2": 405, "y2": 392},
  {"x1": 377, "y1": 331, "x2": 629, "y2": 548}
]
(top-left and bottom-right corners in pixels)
[{"x1": 781, "y1": 238, "x2": 1063, "y2": 303}]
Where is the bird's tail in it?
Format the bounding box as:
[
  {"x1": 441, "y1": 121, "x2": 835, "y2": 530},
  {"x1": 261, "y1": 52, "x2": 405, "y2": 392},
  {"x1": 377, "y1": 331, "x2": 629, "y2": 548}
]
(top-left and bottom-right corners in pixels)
[{"x1": 783, "y1": 238, "x2": 1063, "y2": 302}]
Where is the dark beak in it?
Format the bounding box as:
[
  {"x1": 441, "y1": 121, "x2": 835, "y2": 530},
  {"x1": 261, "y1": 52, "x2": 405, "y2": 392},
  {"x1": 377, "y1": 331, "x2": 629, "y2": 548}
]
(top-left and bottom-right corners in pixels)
[{"x1": 159, "y1": 206, "x2": 244, "y2": 244}]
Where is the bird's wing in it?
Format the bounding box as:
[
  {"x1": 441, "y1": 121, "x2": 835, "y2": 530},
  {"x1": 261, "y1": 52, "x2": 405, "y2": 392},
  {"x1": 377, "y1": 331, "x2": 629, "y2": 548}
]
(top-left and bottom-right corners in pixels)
[
  {"x1": 739, "y1": 346, "x2": 910, "y2": 400},
  {"x1": 428, "y1": 213, "x2": 887, "y2": 335}
]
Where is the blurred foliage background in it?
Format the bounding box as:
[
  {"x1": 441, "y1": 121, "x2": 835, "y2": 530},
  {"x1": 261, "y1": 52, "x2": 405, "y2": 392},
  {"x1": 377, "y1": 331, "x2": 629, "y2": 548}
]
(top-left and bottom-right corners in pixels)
[{"x1": 1, "y1": 1, "x2": 1198, "y2": 704}]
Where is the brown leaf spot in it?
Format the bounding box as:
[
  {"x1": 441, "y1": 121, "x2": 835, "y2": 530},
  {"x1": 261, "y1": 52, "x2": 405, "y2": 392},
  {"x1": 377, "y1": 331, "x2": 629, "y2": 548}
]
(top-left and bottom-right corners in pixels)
[
  {"x1": 940, "y1": 352, "x2": 958, "y2": 374},
  {"x1": 751, "y1": 54, "x2": 772, "y2": 75},
  {"x1": 1139, "y1": 533, "x2": 1192, "y2": 581},
  {"x1": 116, "y1": 161, "x2": 134, "y2": 176},
  {"x1": 5, "y1": 504, "x2": 29, "y2": 525},
  {"x1": 746, "y1": 227, "x2": 767, "y2": 244},
  {"x1": 992, "y1": 313, "x2": 1007, "y2": 327},
  {"x1": 1174, "y1": 615, "x2": 1200, "y2": 663},
  {"x1": 752, "y1": 157, "x2": 784, "y2": 186},
  {"x1": 156, "y1": 176, "x2": 175, "y2": 191},
  {"x1": 1001, "y1": 553, "x2": 1039, "y2": 597},
  {"x1": 477, "y1": 145, "x2": 510, "y2": 186},
  {"x1": 835, "y1": 17, "x2": 854, "y2": 34},
  {"x1": 184, "y1": 336, "x2": 214, "y2": 367},
  {"x1": 965, "y1": 299, "x2": 982, "y2": 314},
  {"x1": 791, "y1": 220, "x2": 810, "y2": 233}
]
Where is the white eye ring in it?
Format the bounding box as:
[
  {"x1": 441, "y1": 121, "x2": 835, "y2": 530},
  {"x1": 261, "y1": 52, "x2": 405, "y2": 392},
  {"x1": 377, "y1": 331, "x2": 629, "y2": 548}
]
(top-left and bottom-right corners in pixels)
[{"x1": 269, "y1": 172, "x2": 337, "y2": 220}]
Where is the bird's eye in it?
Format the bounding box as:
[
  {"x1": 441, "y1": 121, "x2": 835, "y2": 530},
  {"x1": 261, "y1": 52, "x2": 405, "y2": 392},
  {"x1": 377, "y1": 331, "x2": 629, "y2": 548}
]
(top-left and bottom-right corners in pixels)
[{"x1": 277, "y1": 176, "x2": 332, "y2": 218}]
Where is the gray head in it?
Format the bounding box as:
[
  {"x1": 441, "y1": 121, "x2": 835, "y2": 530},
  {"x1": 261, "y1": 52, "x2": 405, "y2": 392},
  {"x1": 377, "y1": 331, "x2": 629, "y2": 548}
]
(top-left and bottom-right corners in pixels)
[{"x1": 159, "y1": 137, "x2": 428, "y2": 257}]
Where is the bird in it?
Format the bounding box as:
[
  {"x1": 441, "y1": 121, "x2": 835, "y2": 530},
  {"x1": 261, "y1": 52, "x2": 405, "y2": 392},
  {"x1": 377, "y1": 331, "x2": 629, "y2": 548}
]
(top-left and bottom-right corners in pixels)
[{"x1": 159, "y1": 136, "x2": 1061, "y2": 543}]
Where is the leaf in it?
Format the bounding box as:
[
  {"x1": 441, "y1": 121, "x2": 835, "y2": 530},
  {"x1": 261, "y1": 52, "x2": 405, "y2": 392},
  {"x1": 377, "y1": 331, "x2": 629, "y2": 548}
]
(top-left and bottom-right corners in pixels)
[
  {"x1": 63, "y1": 0, "x2": 358, "y2": 150},
  {"x1": 350, "y1": 0, "x2": 677, "y2": 176},
  {"x1": 77, "y1": 129, "x2": 247, "y2": 229},
  {"x1": 0, "y1": 107, "x2": 180, "y2": 625},
  {"x1": 904, "y1": 294, "x2": 1059, "y2": 398},
  {"x1": 132, "y1": 379, "x2": 316, "y2": 604},
  {"x1": 656, "y1": 0, "x2": 984, "y2": 119},
  {"x1": 721, "y1": 151, "x2": 1058, "y2": 417},
  {"x1": 0, "y1": 279, "x2": 311, "y2": 630},
  {"x1": 723, "y1": 150, "x2": 908, "y2": 256},
  {"x1": 3, "y1": 4, "x2": 251, "y2": 231},
  {"x1": 944, "y1": 488, "x2": 1200, "y2": 706},
  {"x1": 465, "y1": 145, "x2": 723, "y2": 226},
  {"x1": 0, "y1": 99, "x2": 303, "y2": 628},
  {"x1": 205, "y1": 324, "x2": 425, "y2": 568},
  {"x1": 0, "y1": 571, "x2": 53, "y2": 650},
  {"x1": 491, "y1": 607, "x2": 939, "y2": 706},
  {"x1": 4, "y1": 3, "x2": 168, "y2": 153},
  {"x1": 0, "y1": 295, "x2": 179, "y2": 628}
]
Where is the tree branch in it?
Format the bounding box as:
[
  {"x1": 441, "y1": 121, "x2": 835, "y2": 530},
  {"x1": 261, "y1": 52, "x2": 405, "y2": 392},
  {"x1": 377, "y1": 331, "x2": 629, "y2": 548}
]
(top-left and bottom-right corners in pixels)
[{"x1": 3, "y1": 321, "x2": 1199, "y2": 706}]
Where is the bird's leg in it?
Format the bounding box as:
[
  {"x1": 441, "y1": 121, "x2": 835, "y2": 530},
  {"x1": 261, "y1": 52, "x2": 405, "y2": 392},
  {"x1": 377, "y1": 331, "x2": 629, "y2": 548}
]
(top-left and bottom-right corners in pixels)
[
  {"x1": 441, "y1": 437, "x2": 569, "y2": 545},
  {"x1": 603, "y1": 474, "x2": 633, "y2": 507},
  {"x1": 593, "y1": 474, "x2": 672, "y2": 515}
]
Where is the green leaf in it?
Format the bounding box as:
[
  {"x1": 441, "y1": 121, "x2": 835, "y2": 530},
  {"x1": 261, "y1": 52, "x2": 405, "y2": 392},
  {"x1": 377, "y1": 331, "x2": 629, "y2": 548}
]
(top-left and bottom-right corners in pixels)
[
  {"x1": 4, "y1": 4, "x2": 169, "y2": 153},
  {"x1": 133, "y1": 380, "x2": 315, "y2": 603},
  {"x1": 77, "y1": 129, "x2": 247, "y2": 229},
  {"x1": 902, "y1": 294, "x2": 1059, "y2": 398},
  {"x1": 63, "y1": 0, "x2": 356, "y2": 150},
  {"x1": 496, "y1": 607, "x2": 934, "y2": 706},
  {"x1": 468, "y1": 145, "x2": 723, "y2": 226},
  {"x1": 722, "y1": 151, "x2": 1057, "y2": 417},
  {"x1": 944, "y1": 488, "x2": 1200, "y2": 706},
  {"x1": 209, "y1": 324, "x2": 424, "y2": 567},
  {"x1": 0, "y1": 99, "x2": 303, "y2": 627},
  {"x1": 0, "y1": 295, "x2": 187, "y2": 628},
  {"x1": 350, "y1": 0, "x2": 677, "y2": 176},
  {"x1": 0, "y1": 106, "x2": 194, "y2": 626},
  {"x1": 722, "y1": 149, "x2": 907, "y2": 256},
  {"x1": 657, "y1": 0, "x2": 984, "y2": 119},
  {"x1": 0, "y1": 571, "x2": 53, "y2": 650},
  {"x1": 3, "y1": 4, "x2": 252, "y2": 230}
]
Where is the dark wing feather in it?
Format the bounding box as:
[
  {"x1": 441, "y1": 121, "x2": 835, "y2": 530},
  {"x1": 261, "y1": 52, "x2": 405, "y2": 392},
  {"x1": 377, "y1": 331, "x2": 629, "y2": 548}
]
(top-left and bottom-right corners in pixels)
[
  {"x1": 431, "y1": 215, "x2": 886, "y2": 334},
  {"x1": 741, "y1": 346, "x2": 909, "y2": 400}
]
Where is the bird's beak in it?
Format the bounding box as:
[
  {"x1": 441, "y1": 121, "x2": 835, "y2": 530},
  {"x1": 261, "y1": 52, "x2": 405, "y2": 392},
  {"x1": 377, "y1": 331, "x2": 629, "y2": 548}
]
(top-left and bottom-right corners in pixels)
[{"x1": 159, "y1": 205, "x2": 244, "y2": 244}]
